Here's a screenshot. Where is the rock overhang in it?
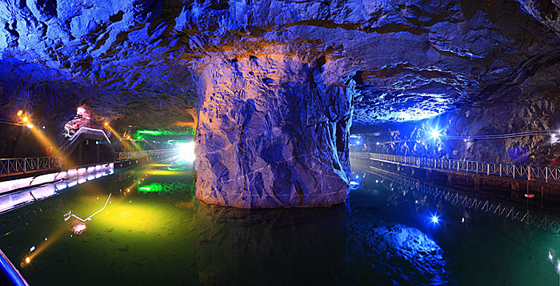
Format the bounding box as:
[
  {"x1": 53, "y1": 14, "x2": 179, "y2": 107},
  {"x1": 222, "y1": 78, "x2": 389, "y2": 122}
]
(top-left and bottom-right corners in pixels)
[{"x1": 1, "y1": 0, "x2": 559, "y2": 128}]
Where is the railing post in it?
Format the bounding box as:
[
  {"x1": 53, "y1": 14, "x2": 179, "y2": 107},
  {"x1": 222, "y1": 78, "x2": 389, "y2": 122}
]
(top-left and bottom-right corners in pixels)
[
  {"x1": 500, "y1": 164, "x2": 502, "y2": 177},
  {"x1": 23, "y1": 158, "x2": 27, "y2": 174},
  {"x1": 487, "y1": 163, "x2": 490, "y2": 175},
  {"x1": 513, "y1": 166, "x2": 515, "y2": 179},
  {"x1": 466, "y1": 162, "x2": 469, "y2": 173},
  {"x1": 546, "y1": 166, "x2": 549, "y2": 183}
]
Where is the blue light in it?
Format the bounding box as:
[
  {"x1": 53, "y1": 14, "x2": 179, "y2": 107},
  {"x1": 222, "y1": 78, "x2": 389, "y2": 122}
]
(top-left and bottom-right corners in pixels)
[
  {"x1": 430, "y1": 214, "x2": 439, "y2": 224},
  {"x1": 430, "y1": 128, "x2": 441, "y2": 140}
]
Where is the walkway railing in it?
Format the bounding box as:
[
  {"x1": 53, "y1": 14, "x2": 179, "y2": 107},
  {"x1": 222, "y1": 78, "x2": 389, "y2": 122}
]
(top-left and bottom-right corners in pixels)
[
  {"x1": 117, "y1": 148, "x2": 179, "y2": 161},
  {"x1": 353, "y1": 152, "x2": 560, "y2": 183},
  {"x1": 0, "y1": 156, "x2": 62, "y2": 177},
  {"x1": 57, "y1": 127, "x2": 112, "y2": 156}
]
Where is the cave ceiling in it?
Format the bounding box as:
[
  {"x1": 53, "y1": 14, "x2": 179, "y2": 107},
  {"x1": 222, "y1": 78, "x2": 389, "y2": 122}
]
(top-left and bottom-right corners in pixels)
[{"x1": 1, "y1": 0, "x2": 560, "y2": 129}]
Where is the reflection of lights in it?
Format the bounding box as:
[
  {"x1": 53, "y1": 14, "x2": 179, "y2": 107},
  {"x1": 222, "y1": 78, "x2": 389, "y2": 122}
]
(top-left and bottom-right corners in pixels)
[
  {"x1": 549, "y1": 251, "x2": 553, "y2": 261},
  {"x1": 72, "y1": 223, "x2": 87, "y2": 235},
  {"x1": 431, "y1": 214, "x2": 440, "y2": 224}
]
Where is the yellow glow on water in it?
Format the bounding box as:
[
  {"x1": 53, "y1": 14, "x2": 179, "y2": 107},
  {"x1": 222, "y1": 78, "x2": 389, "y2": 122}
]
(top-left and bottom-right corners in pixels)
[
  {"x1": 95, "y1": 201, "x2": 170, "y2": 232},
  {"x1": 150, "y1": 164, "x2": 173, "y2": 167},
  {"x1": 142, "y1": 170, "x2": 185, "y2": 176}
]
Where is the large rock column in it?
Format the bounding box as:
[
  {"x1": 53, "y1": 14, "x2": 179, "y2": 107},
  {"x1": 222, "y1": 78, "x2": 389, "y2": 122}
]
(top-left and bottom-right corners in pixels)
[{"x1": 195, "y1": 54, "x2": 352, "y2": 208}]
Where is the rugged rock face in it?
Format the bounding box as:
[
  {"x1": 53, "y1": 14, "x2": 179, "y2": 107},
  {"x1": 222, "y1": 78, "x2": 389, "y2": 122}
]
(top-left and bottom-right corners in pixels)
[
  {"x1": 2, "y1": 0, "x2": 560, "y2": 206},
  {"x1": 196, "y1": 52, "x2": 352, "y2": 207}
]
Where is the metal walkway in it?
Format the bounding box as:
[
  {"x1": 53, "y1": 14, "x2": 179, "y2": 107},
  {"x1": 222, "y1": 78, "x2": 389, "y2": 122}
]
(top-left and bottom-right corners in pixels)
[
  {"x1": 57, "y1": 127, "x2": 115, "y2": 158},
  {"x1": 353, "y1": 152, "x2": 560, "y2": 183}
]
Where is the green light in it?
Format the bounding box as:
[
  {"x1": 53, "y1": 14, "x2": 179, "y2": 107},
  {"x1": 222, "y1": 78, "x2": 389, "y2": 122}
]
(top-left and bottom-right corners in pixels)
[
  {"x1": 135, "y1": 129, "x2": 195, "y2": 140},
  {"x1": 137, "y1": 181, "x2": 192, "y2": 194},
  {"x1": 138, "y1": 183, "x2": 163, "y2": 193}
]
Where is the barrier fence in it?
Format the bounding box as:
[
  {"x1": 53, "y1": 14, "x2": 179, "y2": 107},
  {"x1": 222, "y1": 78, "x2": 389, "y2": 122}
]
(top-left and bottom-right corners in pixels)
[
  {"x1": 0, "y1": 157, "x2": 62, "y2": 177},
  {"x1": 353, "y1": 152, "x2": 560, "y2": 183}
]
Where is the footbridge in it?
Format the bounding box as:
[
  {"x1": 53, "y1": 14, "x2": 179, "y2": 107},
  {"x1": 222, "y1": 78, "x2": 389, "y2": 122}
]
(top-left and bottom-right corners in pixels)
[{"x1": 352, "y1": 152, "x2": 560, "y2": 184}]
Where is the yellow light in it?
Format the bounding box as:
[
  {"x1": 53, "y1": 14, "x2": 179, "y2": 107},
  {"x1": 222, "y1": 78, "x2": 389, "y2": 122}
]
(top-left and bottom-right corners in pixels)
[
  {"x1": 25, "y1": 257, "x2": 30, "y2": 264},
  {"x1": 22, "y1": 116, "x2": 28, "y2": 122},
  {"x1": 104, "y1": 122, "x2": 108, "y2": 126},
  {"x1": 17, "y1": 110, "x2": 23, "y2": 117},
  {"x1": 26, "y1": 124, "x2": 33, "y2": 129}
]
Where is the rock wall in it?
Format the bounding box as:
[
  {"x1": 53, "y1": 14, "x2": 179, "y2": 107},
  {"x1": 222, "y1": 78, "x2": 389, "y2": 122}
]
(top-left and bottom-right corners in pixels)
[{"x1": 195, "y1": 51, "x2": 352, "y2": 208}]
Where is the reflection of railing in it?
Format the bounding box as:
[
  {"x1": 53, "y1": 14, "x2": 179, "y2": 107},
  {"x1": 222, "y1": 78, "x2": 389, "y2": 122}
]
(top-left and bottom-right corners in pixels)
[
  {"x1": 0, "y1": 156, "x2": 61, "y2": 177},
  {"x1": 353, "y1": 152, "x2": 560, "y2": 183},
  {"x1": 362, "y1": 165, "x2": 560, "y2": 233},
  {"x1": 117, "y1": 148, "x2": 179, "y2": 161}
]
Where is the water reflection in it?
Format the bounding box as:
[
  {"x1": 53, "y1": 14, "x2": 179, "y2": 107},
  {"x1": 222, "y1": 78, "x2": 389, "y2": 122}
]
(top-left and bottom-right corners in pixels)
[{"x1": 195, "y1": 201, "x2": 347, "y2": 285}]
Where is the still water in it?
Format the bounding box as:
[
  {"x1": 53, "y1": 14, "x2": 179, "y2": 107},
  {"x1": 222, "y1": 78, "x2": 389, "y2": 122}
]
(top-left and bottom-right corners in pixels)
[{"x1": 1, "y1": 159, "x2": 560, "y2": 285}]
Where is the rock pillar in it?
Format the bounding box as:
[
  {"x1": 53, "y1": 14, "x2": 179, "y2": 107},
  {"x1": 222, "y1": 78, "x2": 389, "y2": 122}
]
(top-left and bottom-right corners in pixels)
[{"x1": 195, "y1": 54, "x2": 352, "y2": 208}]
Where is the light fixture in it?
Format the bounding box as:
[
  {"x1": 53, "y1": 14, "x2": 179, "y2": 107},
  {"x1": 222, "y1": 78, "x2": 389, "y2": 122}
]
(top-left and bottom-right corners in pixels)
[
  {"x1": 26, "y1": 124, "x2": 33, "y2": 129},
  {"x1": 430, "y1": 128, "x2": 441, "y2": 140},
  {"x1": 17, "y1": 110, "x2": 23, "y2": 117},
  {"x1": 22, "y1": 116, "x2": 28, "y2": 122}
]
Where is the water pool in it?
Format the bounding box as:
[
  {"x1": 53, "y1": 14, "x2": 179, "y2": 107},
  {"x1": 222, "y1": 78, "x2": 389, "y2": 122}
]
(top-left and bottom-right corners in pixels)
[{"x1": 1, "y1": 160, "x2": 560, "y2": 285}]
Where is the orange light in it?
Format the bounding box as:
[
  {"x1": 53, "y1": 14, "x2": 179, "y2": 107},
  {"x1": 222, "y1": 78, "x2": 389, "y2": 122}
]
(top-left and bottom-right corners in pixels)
[
  {"x1": 17, "y1": 110, "x2": 23, "y2": 117},
  {"x1": 104, "y1": 122, "x2": 108, "y2": 126},
  {"x1": 25, "y1": 257, "x2": 30, "y2": 264},
  {"x1": 22, "y1": 116, "x2": 28, "y2": 122}
]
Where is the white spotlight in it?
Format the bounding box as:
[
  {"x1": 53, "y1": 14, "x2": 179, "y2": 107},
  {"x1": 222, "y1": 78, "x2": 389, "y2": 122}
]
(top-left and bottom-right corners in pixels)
[{"x1": 179, "y1": 142, "x2": 196, "y2": 162}]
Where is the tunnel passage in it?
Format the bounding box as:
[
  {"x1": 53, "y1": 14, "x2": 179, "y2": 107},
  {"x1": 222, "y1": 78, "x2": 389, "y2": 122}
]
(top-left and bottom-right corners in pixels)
[{"x1": 195, "y1": 54, "x2": 352, "y2": 208}]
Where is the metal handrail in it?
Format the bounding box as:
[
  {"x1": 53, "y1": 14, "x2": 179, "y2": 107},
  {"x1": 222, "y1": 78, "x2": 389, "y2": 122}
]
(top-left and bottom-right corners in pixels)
[
  {"x1": 58, "y1": 127, "x2": 111, "y2": 155},
  {"x1": 0, "y1": 248, "x2": 29, "y2": 285},
  {"x1": 354, "y1": 152, "x2": 560, "y2": 183},
  {"x1": 0, "y1": 157, "x2": 62, "y2": 177}
]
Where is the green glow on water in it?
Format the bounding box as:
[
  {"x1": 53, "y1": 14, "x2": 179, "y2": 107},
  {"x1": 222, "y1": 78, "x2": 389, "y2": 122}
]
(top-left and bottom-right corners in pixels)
[
  {"x1": 138, "y1": 183, "x2": 163, "y2": 193},
  {"x1": 137, "y1": 181, "x2": 192, "y2": 193}
]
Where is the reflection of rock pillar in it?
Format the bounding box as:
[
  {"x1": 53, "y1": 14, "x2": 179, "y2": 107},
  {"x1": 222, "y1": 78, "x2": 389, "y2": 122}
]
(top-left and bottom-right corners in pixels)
[
  {"x1": 195, "y1": 54, "x2": 352, "y2": 208},
  {"x1": 195, "y1": 201, "x2": 347, "y2": 284}
]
